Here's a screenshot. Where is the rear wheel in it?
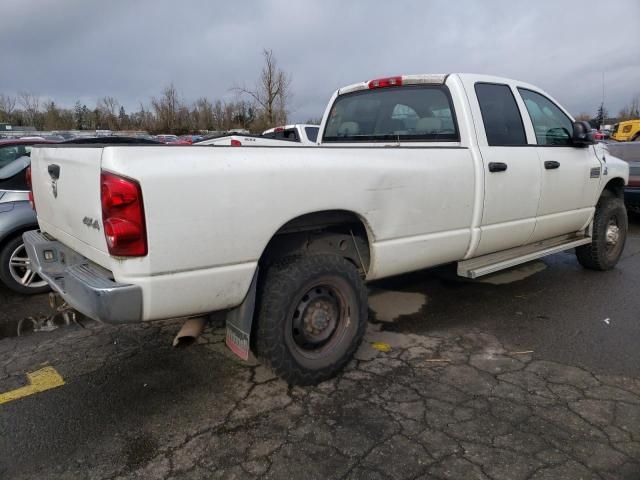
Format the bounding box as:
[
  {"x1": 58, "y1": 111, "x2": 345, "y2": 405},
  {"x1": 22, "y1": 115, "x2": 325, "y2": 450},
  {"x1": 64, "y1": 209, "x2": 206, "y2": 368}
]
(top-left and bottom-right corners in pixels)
[
  {"x1": 0, "y1": 235, "x2": 49, "y2": 295},
  {"x1": 254, "y1": 255, "x2": 368, "y2": 385},
  {"x1": 576, "y1": 192, "x2": 627, "y2": 270}
]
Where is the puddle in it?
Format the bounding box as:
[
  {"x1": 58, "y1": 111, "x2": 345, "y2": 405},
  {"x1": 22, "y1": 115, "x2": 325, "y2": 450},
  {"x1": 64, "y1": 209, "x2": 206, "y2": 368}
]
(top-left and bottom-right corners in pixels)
[
  {"x1": 368, "y1": 288, "x2": 428, "y2": 323},
  {"x1": 477, "y1": 260, "x2": 547, "y2": 285}
]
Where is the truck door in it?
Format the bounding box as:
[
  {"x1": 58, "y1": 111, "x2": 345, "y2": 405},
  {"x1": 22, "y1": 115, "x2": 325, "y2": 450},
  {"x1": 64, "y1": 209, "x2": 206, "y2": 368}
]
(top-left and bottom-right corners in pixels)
[
  {"x1": 516, "y1": 88, "x2": 602, "y2": 242},
  {"x1": 471, "y1": 82, "x2": 542, "y2": 256}
]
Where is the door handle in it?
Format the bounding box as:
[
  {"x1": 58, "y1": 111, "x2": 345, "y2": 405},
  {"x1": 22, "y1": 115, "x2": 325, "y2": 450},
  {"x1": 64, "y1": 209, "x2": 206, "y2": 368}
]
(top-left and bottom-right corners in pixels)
[
  {"x1": 544, "y1": 161, "x2": 560, "y2": 170},
  {"x1": 488, "y1": 162, "x2": 508, "y2": 172}
]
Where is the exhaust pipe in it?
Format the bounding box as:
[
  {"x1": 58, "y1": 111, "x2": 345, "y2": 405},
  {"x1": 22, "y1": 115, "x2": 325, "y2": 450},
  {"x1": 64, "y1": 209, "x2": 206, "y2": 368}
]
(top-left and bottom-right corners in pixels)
[{"x1": 172, "y1": 316, "x2": 207, "y2": 348}]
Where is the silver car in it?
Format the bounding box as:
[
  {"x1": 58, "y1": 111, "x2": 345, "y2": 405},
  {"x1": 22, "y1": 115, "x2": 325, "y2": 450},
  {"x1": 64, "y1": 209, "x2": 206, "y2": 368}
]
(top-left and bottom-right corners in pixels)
[{"x1": 0, "y1": 139, "x2": 50, "y2": 294}]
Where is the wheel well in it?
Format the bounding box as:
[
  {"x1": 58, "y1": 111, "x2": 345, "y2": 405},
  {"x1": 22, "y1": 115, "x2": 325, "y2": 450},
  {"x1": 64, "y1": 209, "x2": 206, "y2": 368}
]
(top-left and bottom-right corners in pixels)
[
  {"x1": 0, "y1": 226, "x2": 36, "y2": 252},
  {"x1": 603, "y1": 178, "x2": 625, "y2": 199},
  {"x1": 259, "y1": 210, "x2": 371, "y2": 276}
]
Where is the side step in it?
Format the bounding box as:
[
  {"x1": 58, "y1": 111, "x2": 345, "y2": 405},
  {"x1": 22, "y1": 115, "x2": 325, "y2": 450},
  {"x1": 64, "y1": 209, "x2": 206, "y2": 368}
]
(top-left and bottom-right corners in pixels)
[{"x1": 457, "y1": 234, "x2": 592, "y2": 279}]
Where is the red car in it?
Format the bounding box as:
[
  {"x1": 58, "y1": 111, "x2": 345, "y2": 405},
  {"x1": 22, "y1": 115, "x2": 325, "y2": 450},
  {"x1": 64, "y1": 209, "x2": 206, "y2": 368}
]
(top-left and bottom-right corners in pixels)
[{"x1": 168, "y1": 135, "x2": 193, "y2": 145}]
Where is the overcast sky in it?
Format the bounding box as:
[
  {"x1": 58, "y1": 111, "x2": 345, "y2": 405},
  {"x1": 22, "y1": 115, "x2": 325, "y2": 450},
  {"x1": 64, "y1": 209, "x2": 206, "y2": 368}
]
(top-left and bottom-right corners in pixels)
[{"x1": 2, "y1": 0, "x2": 639, "y2": 122}]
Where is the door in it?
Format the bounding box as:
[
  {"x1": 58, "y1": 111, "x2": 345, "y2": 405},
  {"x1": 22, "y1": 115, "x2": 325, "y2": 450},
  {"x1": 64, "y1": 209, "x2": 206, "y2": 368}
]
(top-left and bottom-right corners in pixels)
[
  {"x1": 517, "y1": 88, "x2": 602, "y2": 242},
  {"x1": 472, "y1": 82, "x2": 542, "y2": 256}
]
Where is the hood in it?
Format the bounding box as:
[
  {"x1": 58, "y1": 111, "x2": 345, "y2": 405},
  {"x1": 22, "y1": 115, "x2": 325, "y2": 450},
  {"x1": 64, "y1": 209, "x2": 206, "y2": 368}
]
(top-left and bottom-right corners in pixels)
[{"x1": 595, "y1": 143, "x2": 630, "y2": 185}]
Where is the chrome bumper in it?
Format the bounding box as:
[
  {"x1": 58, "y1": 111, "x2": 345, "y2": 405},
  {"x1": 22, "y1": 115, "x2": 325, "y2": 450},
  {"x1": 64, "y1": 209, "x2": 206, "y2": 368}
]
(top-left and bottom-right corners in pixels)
[{"x1": 22, "y1": 230, "x2": 142, "y2": 324}]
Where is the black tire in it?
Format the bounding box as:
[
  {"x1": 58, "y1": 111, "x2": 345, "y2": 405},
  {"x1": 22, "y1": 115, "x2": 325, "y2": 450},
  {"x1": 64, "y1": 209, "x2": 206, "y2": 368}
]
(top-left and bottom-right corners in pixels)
[
  {"x1": 0, "y1": 235, "x2": 50, "y2": 295},
  {"x1": 254, "y1": 254, "x2": 368, "y2": 385},
  {"x1": 633, "y1": 134, "x2": 640, "y2": 142},
  {"x1": 576, "y1": 192, "x2": 627, "y2": 270}
]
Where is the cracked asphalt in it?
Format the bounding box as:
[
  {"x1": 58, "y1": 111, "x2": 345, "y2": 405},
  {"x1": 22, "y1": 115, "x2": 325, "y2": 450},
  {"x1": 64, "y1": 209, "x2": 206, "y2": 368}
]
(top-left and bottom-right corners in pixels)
[{"x1": 1, "y1": 220, "x2": 640, "y2": 479}]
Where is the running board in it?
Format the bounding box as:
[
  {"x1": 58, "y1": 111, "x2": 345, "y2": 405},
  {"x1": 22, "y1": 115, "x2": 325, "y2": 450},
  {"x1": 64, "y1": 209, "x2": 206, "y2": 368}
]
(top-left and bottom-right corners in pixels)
[{"x1": 457, "y1": 234, "x2": 592, "y2": 279}]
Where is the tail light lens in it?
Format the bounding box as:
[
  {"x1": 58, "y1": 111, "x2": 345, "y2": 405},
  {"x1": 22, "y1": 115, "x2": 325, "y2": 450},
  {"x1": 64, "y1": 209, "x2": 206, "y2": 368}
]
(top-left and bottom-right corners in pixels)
[
  {"x1": 26, "y1": 166, "x2": 35, "y2": 210},
  {"x1": 230, "y1": 139, "x2": 242, "y2": 147},
  {"x1": 368, "y1": 76, "x2": 403, "y2": 89},
  {"x1": 101, "y1": 171, "x2": 147, "y2": 256}
]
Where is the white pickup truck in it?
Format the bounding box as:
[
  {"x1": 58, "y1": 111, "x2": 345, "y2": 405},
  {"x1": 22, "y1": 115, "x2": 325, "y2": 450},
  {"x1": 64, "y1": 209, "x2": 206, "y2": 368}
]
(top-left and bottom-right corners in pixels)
[
  {"x1": 195, "y1": 124, "x2": 319, "y2": 147},
  {"x1": 24, "y1": 73, "x2": 628, "y2": 385}
]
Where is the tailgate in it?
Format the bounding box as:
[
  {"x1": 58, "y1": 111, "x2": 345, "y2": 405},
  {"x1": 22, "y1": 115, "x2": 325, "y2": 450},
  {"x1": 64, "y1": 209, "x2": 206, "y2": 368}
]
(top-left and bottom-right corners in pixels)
[{"x1": 30, "y1": 146, "x2": 108, "y2": 259}]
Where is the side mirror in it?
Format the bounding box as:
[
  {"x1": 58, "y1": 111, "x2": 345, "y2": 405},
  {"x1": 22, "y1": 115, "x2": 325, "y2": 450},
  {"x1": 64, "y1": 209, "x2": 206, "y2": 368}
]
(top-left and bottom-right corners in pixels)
[{"x1": 572, "y1": 121, "x2": 594, "y2": 147}]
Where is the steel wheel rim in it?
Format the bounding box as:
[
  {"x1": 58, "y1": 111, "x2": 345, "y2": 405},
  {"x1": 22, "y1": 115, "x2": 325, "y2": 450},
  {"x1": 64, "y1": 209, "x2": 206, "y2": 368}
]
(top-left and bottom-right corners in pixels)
[
  {"x1": 287, "y1": 279, "x2": 350, "y2": 360},
  {"x1": 605, "y1": 216, "x2": 621, "y2": 252},
  {"x1": 8, "y1": 243, "x2": 47, "y2": 288}
]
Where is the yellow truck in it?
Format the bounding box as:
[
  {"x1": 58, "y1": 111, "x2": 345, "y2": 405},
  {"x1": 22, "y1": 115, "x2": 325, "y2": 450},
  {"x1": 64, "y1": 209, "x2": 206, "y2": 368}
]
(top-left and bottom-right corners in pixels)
[{"x1": 611, "y1": 119, "x2": 640, "y2": 141}]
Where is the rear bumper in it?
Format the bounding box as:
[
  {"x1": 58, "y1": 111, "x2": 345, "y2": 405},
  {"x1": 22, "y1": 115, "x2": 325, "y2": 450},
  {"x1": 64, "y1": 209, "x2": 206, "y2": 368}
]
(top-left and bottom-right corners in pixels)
[{"x1": 22, "y1": 230, "x2": 142, "y2": 324}]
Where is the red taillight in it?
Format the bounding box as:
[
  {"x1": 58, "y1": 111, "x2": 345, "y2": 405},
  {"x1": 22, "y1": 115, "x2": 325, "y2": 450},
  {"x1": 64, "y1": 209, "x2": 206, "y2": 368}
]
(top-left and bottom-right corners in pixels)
[
  {"x1": 274, "y1": 127, "x2": 284, "y2": 133},
  {"x1": 368, "y1": 76, "x2": 403, "y2": 89},
  {"x1": 26, "y1": 166, "x2": 35, "y2": 210},
  {"x1": 230, "y1": 139, "x2": 242, "y2": 147},
  {"x1": 101, "y1": 171, "x2": 147, "y2": 256}
]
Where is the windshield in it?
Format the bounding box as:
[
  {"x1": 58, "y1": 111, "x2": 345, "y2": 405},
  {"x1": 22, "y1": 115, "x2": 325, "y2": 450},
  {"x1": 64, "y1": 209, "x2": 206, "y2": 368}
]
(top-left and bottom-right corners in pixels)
[{"x1": 322, "y1": 85, "x2": 458, "y2": 142}]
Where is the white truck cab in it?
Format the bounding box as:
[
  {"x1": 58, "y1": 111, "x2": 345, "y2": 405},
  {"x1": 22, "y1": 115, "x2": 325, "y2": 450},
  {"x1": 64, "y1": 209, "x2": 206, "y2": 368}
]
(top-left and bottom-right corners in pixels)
[{"x1": 24, "y1": 73, "x2": 628, "y2": 385}]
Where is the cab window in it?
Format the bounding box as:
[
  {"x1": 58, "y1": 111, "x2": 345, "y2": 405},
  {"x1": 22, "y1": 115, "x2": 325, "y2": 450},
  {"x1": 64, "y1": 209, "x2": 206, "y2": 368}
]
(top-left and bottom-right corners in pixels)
[
  {"x1": 304, "y1": 126, "x2": 319, "y2": 142},
  {"x1": 474, "y1": 83, "x2": 527, "y2": 146},
  {"x1": 518, "y1": 88, "x2": 573, "y2": 146},
  {"x1": 322, "y1": 85, "x2": 459, "y2": 142}
]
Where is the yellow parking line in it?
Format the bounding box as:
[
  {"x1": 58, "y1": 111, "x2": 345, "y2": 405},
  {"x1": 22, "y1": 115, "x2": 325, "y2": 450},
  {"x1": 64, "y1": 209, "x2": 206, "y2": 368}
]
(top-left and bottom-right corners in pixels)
[{"x1": 0, "y1": 367, "x2": 65, "y2": 405}]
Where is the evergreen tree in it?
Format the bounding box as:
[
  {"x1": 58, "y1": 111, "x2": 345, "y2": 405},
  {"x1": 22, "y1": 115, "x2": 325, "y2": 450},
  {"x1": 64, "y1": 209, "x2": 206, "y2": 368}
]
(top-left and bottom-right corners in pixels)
[
  {"x1": 74, "y1": 101, "x2": 84, "y2": 130},
  {"x1": 595, "y1": 103, "x2": 607, "y2": 128},
  {"x1": 118, "y1": 106, "x2": 127, "y2": 129}
]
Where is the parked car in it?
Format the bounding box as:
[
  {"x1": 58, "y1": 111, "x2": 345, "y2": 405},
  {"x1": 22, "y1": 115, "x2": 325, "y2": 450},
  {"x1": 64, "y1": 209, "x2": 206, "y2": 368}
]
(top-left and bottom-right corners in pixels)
[
  {"x1": 196, "y1": 124, "x2": 319, "y2": 146},
  {"x1": 0, "y1": 139, "x2": 55, "y2": 294},
  {"x1": 611, "y1": 119, "x2": 640, "y2": 142},
  {"x1": 25, "y1": 73, "x2": 628, "y2": 384},
  {"x1": 171, "y1": 135, "x2": 204, "y2": 144},
  {"x1": 168, "y1": 136, "x2": 194, "y2": 145},
  {"x1": 42, "y1": 135, "x2": 66, "y2": 142},
  {"x1": 623, "y1": 161, "x2": 640, "y2": 213},
  {"x1": 155, "y1": 134, "x2": 179, "y2": 144}
]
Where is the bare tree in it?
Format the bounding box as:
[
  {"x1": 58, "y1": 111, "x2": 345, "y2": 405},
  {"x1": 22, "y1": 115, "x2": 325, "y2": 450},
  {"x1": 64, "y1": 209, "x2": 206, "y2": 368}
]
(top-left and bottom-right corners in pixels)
[
  {"x1": 234, "y1": 49, "x2": 291, "y2": 128},
  {"x1": 151, "y1": 83, "x2": 181, "y2": 132},
  {"x1": 617, "y1": 95, "x2": 640, "y2": 122},
  {"x1": 99, "y1": 96, "x2": 119, "y2": 117},
  {"x1": 98, "y1": 96, "x2": 120, "y2": 129},
  {"x1": 0, "y1": 94, "x2": 16, "y2": 122},
  {"x1": 18, "y1": 91, "x2": 41, "y2": 127},
  {"x1": 194, "y1": 97, "x2": 214, "y2": 131}
]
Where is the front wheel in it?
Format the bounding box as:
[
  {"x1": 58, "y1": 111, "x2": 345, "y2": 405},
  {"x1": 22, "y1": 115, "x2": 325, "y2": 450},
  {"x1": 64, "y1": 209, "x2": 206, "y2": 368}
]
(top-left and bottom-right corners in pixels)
[
  {"x1": 254, "y1": 255, "x2": 368, "y2": 385},
  {"x1": 0, "y1": 235, "x2": 50, "y2": 295},
  {"x1": 576, "y1": 193, "x2": 628, "y2": 270}
]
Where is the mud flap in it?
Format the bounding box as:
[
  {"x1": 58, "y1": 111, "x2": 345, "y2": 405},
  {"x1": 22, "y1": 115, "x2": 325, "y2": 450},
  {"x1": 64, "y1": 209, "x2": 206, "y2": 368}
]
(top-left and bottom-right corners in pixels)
[{"x1": 225, "y1": 269, "x2": 258, "y2": 361}]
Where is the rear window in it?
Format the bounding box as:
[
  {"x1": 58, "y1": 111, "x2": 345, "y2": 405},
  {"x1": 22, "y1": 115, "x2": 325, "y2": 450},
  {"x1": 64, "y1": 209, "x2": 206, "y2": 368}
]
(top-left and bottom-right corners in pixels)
[
  {"x1": 0, "y1": 145, "x2": 31, "y2": 190},
  {"x1": 0, "y1": 144, "x2": 31, "y2": 169},
  {"x1": 263, "y1": 128, "x2": 299, "y2": 142},
  {"x1": 322, "y1": 85, "x2": 459, "y2": 142},
  {"x1": 305, "y1": 126, "x2": 319, "y2": 142}
]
